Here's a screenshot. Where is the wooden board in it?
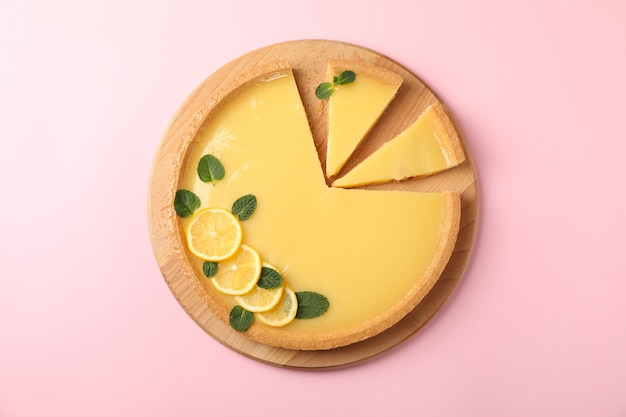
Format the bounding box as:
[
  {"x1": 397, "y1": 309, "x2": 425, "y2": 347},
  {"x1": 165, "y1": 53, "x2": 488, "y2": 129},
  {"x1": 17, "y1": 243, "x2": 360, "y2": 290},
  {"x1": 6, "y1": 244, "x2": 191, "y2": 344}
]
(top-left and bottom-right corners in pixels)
[{"x1": 148, "y1": 40, "x2": 478, "y2": 369}]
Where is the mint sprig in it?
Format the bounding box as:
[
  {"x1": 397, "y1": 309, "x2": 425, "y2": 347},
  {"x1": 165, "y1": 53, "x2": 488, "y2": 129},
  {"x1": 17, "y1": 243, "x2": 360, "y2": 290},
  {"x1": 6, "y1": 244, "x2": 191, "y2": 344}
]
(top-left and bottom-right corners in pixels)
[
  {"x1": 197, "y1": 154, "x2": 225, "y2": 184},
  {"x1": 174, "y1": 189, "x2": 200, "y2": 218},
  {"x1": 315, "y1": 70, "x2": 356, "y2": 99},
  {"x1": 231, "y1": 194, "x2": 257, "y2": 221},
  {"x1": 295, "y1": 291, "x2": 330, "y2": 319},
  {"x1": 230, "y1": 305, "x2": 254, "y2": 332}
]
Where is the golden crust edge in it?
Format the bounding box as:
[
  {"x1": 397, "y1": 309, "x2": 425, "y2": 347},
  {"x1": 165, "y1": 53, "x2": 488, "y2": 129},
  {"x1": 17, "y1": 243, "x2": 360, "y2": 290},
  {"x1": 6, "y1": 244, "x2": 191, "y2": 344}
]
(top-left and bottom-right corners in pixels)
[
  {"x1": 328, "y1": 58, "x2": 404, "y2": 88},
  {"x1": 427, "y1": 102, "x2": 466, "y2": 166}
]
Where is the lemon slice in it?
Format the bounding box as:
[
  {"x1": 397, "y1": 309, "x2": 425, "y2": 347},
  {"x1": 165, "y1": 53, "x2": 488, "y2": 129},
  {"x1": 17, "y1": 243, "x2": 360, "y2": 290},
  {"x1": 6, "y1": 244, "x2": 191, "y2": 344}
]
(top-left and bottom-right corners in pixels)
[
  {"x1": 255, "y1": 286, "x2": 298, "y2": 327},
  {"x1": 211, "y1": 244, "x2": 261, "y2": 295},
  {"x1": 234, "y1": 263, "x2": 284, "y2": 312},
  {"x1": 235, "y1": 285, "x2": 283, "y2": 312},
  {"x1": 186, "y1": 207, "x2": 243, "y2": 261}
]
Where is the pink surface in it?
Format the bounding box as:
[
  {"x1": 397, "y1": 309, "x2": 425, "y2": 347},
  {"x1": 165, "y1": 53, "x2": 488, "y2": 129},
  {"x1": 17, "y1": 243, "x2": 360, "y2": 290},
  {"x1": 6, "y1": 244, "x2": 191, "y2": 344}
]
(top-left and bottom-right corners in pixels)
[{"x1": 1, "y1": 0, "x2": 625, "y2": 415}]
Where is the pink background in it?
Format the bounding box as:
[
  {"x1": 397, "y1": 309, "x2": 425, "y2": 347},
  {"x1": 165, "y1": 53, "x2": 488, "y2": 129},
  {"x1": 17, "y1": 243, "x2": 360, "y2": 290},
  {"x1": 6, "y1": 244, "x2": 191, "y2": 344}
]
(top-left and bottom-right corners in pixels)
[{"x1": 1, "y1": 0, "x2": 625, "y2": 415}]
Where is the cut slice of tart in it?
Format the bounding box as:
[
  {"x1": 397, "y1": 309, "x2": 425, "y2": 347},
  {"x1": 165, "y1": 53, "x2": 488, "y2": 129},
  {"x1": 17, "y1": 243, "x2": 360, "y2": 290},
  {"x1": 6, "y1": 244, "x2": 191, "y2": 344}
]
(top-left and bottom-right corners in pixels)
[
  {"x1": 333, "y1": 102, "x2": 466, "y2": 188},
  {"x1": 325, "y1": 60, "x2": 403, "y2": 177}
]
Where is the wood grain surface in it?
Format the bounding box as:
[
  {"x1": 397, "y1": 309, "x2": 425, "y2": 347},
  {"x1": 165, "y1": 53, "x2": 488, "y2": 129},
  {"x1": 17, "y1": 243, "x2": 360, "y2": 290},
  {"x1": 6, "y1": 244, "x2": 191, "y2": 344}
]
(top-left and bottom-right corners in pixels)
[{"x1": 147, "y1": 40, "x2": 478, "y2": 369}]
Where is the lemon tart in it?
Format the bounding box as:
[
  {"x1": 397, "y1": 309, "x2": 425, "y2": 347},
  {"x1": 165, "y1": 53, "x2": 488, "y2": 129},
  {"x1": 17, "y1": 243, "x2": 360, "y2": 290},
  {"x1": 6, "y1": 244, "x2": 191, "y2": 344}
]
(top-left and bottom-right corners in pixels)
[
  {"x1": 176, "y1": 61, "x2": 460, "y2": 350},
  {"x1": 325, "y1": 59, "x2": 403, "y2": 178},
  {"x1": 148, "y1": 40, "x2": 477, "y2": 366}
]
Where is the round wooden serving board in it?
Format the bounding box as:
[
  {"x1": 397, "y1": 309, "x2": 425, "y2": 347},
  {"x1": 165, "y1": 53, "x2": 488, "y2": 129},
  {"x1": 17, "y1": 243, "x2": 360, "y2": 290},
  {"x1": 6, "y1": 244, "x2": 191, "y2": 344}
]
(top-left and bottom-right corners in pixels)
[{"x1": 148, "y1": 40, "x2": 478, "y2": 369}]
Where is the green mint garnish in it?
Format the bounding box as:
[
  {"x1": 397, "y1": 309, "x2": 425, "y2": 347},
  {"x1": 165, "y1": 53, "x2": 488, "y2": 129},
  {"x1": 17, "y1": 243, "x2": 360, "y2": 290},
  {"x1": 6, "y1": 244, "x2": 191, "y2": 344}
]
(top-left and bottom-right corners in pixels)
[
  {"x1": 231, "y1": 194, "x2": 257, "y2": 221},
  {"x1": 230, "y1": 305, "x2": 254, "y2": 332},
  {"x1": 174, "y1": 189, "x2": 200, "y2": 218},
  {"x1": 315, "y1": 70, "x2": 356, "y2": 100},
  {"x1": 335, "y1": 70, "x2": 356, "y2": 85},
  {"x1": 197, "y1": 154, "x2": 225, "y2": 184},
  {"x1": 257, "y1": 266, "x2": 283, "y2": 289},
  {"x1": 202, "y1": 261, "x2": 218, "y2": 278},
  {"x1": 295, "y1": 291, "x2": 330, "y2": 319},
  {"x1": 315, "y1": 82, "x2": 335, "y2": 100}
]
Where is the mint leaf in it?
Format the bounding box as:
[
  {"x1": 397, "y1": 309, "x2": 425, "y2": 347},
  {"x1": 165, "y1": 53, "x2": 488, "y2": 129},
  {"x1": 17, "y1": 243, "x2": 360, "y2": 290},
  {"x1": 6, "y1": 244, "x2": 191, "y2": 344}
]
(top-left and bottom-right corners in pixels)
[
  {"x1": 295, "y1": 292, "x2": 329, "y2": 319},
  {"x1": 230, "y1": 305, "x2": 254, "y2": 332},
  {"x1": 202, "y1": 262, "x2": 218, "y2": 278},
  {"x1": 231, "y1": 194, "x2": 257, "y2": 221},
  {"x1": 197, "y1": 154, "x2": 225, "y2": 184},
  {"x1": 335, "y1": 70, "x2": 356, "y2": 85},
  {"x1": 315, "y1": 82, "x2": 334, "y2": 100},
  {"x1": 257, "y1": 266, "x2": 283, "y2": 289},
  {"x1": 174, "y1": 189, "x2": 200, "y2": 218},
  {"x1": 315, "y1": 70, "x2": 356, "y2": 100}
]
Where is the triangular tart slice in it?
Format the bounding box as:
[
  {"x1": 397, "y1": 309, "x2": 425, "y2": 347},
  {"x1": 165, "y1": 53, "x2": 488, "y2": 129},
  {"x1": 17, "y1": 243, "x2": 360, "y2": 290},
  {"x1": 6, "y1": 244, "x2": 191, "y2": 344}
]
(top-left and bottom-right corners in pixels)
[
  {"x1": 325, "y1": 60, "x2": 403, "y2": 177},
  {"x1": 332, "y1": 102, "x2": 466, "y2": 188}
]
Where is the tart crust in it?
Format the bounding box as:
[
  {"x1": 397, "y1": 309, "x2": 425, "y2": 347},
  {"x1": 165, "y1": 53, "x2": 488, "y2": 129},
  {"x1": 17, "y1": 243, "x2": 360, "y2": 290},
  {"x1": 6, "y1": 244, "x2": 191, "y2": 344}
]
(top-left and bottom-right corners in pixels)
[
  {"x1": 428, "y1": 101, "x2": 466, "y2": 167},
  {"x1": 329, "y1": 59, "x2": 404, "y2": 88}
]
